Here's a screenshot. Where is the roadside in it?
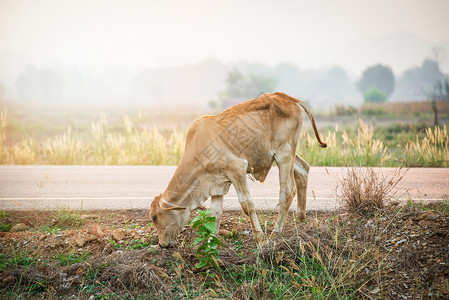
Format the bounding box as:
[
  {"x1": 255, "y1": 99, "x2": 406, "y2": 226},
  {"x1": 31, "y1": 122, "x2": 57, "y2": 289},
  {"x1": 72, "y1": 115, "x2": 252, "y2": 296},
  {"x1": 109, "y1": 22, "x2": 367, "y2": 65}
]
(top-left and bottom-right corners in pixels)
[{"x1": 1, "y1": 201, "x2": 448, "y2": 299}]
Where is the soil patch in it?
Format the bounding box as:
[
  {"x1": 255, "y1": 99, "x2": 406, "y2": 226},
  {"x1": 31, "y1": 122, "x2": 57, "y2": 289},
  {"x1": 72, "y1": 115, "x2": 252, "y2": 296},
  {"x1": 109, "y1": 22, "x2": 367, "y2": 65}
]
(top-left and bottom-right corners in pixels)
[{"x1": 1, "y1": 204, "x2": 448, "y2": 299}]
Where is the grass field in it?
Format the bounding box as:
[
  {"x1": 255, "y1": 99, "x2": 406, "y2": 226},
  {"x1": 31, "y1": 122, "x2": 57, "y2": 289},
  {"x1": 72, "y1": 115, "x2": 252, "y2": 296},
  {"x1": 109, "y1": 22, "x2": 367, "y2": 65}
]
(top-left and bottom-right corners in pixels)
[{"x1": 1, "y1": 102, "x2": 448, "y2": 167}]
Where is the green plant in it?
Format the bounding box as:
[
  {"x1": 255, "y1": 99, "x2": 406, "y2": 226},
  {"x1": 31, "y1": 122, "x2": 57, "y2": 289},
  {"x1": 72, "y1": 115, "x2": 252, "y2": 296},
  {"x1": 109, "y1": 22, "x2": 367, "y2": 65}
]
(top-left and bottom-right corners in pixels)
[
  {"x1": 51, "y1": 205, "x2": 85, "y2": 229},
  {"x1": 0, "y1": 249, "x2": 37, "y2": 270},
  {"x1": 0, "y1": 210, "x2": 13, "y2": 232},
  {"x1": 1, "y1": 223, "x2": 13, "y2": 232},
  {"x1": 56, "y1": 250, "x2": 90, "y2": 266},
  {"x1": 436, "y1": 198, "x2": 449, "y2": 214},
  {"x1": 190, "y1": 210, "x2": 222, "y2": 269}
]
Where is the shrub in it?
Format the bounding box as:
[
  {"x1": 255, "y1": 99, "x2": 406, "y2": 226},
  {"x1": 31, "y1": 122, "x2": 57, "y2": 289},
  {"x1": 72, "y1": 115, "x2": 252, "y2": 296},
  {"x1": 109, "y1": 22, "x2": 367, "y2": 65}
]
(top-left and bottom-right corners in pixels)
[{"x1": 363, "y1": 88, "x2": 387, "y2": 103}]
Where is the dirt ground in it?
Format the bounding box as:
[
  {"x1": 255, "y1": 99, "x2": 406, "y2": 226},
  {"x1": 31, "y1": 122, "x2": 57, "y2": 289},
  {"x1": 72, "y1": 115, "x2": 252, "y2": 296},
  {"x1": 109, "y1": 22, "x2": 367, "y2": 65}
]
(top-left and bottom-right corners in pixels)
[{"x1": 1, "y1": 203, "x2": 448, "y2": 299}]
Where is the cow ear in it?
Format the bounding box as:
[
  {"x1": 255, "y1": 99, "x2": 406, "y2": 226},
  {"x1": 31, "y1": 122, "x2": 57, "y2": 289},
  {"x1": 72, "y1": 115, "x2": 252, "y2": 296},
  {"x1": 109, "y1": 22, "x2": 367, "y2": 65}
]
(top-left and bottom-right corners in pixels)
[{"x1": 160, "y1": 200, "x2": 186, "y2": 211}]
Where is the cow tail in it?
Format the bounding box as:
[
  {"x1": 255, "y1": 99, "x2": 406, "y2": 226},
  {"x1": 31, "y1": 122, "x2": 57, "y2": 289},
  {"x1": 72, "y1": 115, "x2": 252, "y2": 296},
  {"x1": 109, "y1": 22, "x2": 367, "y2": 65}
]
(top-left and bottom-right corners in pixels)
[{"x1": 297, "y1": 101, "x2": 327, "y2": 148}]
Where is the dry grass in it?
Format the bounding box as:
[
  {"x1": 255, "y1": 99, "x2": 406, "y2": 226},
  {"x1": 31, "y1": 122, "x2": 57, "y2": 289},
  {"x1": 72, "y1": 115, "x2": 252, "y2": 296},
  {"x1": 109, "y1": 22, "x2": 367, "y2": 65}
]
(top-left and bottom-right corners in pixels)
[
  {"x1": 1, "y1": 104, "x2": 448, "y2": 167},
  {"x1": 405, "y1": 124, "x2": 449, "y2": 167},
  {"x1": 335, "y1": 167, "x2": 407, "y2": 215}
]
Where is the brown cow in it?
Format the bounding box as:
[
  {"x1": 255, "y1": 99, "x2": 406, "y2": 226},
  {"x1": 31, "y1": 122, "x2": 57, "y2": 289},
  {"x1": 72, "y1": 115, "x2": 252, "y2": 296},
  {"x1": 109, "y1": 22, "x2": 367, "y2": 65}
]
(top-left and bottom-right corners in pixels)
[{"x1": 150, "y1": 92, "x2": 326, "y2": 248}]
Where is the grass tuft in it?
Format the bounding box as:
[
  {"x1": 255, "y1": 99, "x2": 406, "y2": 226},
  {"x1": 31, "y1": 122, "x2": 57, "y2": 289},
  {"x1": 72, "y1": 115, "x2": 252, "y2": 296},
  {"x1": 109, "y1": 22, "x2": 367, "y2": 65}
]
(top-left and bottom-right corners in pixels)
[
  {"x1": 50, "y1": 206, "x2": 85, "y2": 229},
  {"x1": 335, "y1": 166, "x2": 407, "y2": 215}
]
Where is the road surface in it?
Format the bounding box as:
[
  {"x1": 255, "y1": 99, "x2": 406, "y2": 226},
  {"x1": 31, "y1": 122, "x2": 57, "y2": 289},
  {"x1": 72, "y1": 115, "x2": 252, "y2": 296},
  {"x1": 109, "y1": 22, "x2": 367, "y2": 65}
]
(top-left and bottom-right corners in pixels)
[{"x1": 0, "y1": 166, "x2": 448, "y2": 211}]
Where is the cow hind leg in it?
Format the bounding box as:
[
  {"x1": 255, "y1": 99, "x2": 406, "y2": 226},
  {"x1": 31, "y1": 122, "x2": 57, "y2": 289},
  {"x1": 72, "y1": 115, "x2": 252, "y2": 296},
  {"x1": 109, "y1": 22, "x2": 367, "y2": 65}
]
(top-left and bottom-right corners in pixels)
[
  {"x1": 273, "y1": 159, "x2": 296, "y2": 234},
  {"x1": 210, "y1": 195, "x2": 224, "y2": 233},
  {"x1": 294, "y1": 154, "x2": 310, "y2": 221}
]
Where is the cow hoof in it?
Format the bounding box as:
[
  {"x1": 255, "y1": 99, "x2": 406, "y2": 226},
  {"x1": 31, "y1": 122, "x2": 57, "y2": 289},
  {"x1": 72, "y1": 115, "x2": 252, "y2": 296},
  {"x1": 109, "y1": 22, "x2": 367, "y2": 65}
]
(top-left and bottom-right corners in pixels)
[
  {"x1": 296, "y1": 212, "x2": 306, "y2": 221},
  {"x1": 254, "y1": 232, "x2": 267, "y2": 246}
]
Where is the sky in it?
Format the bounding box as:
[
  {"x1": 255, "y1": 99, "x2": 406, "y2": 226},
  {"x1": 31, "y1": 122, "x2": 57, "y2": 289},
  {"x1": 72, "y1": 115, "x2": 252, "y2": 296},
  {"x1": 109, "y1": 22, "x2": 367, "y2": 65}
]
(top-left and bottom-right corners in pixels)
[{"x1": 1, "y1": 0, "x2": 449, "y2": 75}]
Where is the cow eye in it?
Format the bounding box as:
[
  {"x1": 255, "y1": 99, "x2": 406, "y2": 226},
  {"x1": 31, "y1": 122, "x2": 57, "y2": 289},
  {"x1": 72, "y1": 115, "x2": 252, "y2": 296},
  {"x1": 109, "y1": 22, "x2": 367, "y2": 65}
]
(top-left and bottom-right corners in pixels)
[{"x1": 152, "y1": 215, "x2": 157, "y2": 222}]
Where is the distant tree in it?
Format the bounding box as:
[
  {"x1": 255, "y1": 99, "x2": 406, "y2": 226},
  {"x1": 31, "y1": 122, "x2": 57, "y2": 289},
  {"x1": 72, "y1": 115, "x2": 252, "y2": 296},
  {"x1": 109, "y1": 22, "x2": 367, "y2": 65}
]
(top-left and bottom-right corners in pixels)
[
  {"x1": 423, "y1": 77, "x2": 449, "y2": 126},
  {"x1": 221, "y1": 68, "x2": 248, "y2": 99},
  {"x1": 358, "y1": 64, "x2": 395, "y2": 98},
  {"x1": 363, "y1": 88, "x2": 387, "y2": 103},
  {"x1": 328, "y1": 66, "x2": 348, "y2": 84},
  {"x1": 394, "y1": 59, "x2": 446, "y2": 100},
  {"x1": 219, "y1": 68, "x2": 277, "y2": 107}
]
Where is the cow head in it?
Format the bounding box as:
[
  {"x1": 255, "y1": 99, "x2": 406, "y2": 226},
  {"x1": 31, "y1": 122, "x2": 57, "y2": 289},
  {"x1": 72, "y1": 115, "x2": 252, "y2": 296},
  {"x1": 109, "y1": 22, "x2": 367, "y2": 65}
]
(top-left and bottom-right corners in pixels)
[{"x1": 150, "y1": 194, "x2": 187, "y2": 248}]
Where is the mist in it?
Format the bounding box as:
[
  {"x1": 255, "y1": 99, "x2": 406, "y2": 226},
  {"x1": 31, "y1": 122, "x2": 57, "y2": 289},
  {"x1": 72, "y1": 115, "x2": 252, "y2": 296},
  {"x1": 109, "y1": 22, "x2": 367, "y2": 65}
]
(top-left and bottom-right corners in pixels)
[{"x1": 1, "y1": 0, "x2": 449, "y2": 109}]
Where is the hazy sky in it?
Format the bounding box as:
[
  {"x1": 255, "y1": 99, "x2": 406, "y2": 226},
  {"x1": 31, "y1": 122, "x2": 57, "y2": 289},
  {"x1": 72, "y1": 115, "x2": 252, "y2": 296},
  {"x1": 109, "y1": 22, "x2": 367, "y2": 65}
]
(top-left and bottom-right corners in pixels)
[{"x1": 1, "y1": 0, "x2": 449, "y2": 73}]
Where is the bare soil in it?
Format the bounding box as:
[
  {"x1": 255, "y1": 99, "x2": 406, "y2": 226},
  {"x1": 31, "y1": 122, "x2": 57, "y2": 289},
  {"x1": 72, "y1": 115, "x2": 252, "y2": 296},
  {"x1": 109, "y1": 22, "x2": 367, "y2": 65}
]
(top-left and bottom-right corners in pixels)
[{"x1": 1, "y1": 204, "x2": 448, "y2": 299}]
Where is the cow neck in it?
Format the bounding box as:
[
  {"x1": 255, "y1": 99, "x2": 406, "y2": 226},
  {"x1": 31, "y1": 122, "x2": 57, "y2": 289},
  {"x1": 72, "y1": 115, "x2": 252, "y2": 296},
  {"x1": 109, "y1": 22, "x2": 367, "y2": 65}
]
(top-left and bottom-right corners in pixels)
[{"x1": 162, "y1": 165, "x2": 209, "y2": 210}]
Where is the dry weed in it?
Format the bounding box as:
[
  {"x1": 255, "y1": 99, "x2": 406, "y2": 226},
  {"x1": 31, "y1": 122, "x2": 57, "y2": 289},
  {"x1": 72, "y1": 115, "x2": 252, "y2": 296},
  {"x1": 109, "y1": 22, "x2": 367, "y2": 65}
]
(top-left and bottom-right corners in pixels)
[{"x1": 335, "y1": 167, "x2": 407, "y2": 215}]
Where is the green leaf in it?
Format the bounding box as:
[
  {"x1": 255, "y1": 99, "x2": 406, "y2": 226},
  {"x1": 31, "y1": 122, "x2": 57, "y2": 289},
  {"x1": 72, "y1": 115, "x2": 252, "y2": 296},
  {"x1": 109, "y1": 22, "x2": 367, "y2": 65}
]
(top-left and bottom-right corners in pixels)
[
  {"x1": 191, "y1": 236, "x2": 204, "y2": 246},
  {"x1": 190, "y1": 216, "x2": 202, "y2": 225},
  {"x1": 204, "y1": 222, "x2": 216, "y2": 233},
  {"x1": 196, "y1": 260, "x2": 207, "y2": 269}
]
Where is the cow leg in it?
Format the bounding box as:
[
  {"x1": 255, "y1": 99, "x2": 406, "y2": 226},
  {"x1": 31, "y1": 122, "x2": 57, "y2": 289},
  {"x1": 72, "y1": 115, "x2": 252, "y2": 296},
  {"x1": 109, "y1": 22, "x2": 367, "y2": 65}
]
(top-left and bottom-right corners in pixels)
[
  {"x1": 210, "y1": 195, "x2": 224, "y2": 233},
  {"x1": 294, "y1": 154, "x2": 310, "y2": 221},
  {"x1": 227, "y1": 160, "x2": 264, "y2": 244},
  {"x1": 273, "y1": 157, "x2": 296, "y2": 234}
]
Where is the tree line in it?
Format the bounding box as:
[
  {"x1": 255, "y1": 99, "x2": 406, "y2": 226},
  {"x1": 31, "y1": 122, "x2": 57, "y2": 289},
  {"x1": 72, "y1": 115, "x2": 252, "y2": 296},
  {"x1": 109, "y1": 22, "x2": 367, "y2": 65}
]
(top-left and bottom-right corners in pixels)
[{"x1": 3, "y1": 57, "x2": 448, "y2": 109}]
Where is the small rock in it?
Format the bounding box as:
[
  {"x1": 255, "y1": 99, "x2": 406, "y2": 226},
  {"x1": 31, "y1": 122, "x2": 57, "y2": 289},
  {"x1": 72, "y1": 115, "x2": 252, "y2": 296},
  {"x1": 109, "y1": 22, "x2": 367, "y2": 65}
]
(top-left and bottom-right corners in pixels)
[
  {"x1": 75, "y1": 236, "x2": 85, "y2": 247},
  {"x1": 112, "y1": 229, "x2": 125, "y2": 241},
  {"x1": 370, "y1": 287, "x2": 380, "y2": 294},
  {"x1": 87, "y1": 224, "x2": 103, "y2": 237},
  {"x1": 10, "y1": 223, "x2": 27, "y2": 232},
  {"x1": 82, "y1": 214, "x2": 98, "y2": 220}
]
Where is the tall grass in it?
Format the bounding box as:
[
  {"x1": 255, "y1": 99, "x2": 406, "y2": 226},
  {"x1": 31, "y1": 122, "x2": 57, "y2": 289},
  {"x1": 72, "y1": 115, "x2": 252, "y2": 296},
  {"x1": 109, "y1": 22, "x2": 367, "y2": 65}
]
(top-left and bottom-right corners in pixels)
[
  {"x1": 299, "y1": 119, "x2": 448, "y2": 167},
  {"x1": 404, "y1": 125, "x2": 448, "y2": 167},
  {"x1": 0, "y1": 107, "x2": 447, "y2": 167},
  {"x1": 90, "y1": 114, "x2": 184, "y2": 165},
  {"x1": 0, "y1": 107, "x2": 7, "y2": 163}
]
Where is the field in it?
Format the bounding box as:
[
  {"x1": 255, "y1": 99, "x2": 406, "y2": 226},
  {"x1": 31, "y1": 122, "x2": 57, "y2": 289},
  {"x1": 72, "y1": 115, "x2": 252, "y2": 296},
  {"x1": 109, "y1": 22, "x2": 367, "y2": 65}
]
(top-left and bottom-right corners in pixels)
[
  {"x1": 1, "y1": 100, "x2": 449, "y2": 299},
  {"x1": 1, "y1": 101, "x2": 448, "y2": 167},
  {"x1": 1, "y1": 201, "x2": 449, "y2": 299}
]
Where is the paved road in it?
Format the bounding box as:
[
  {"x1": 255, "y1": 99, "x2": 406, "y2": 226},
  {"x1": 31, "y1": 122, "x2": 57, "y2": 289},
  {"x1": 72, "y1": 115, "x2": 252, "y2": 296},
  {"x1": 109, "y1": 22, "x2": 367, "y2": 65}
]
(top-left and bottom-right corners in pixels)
[{"x1": 0, "y1": 166, "x2": 448, "y2": 211}]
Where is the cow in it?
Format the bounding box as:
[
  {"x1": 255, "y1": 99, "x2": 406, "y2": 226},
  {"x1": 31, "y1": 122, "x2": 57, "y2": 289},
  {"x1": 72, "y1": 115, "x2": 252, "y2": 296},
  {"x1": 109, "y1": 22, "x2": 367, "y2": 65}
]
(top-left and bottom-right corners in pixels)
[{"x1": 150, "y1": 92, "x2": 326, "y2": 248}]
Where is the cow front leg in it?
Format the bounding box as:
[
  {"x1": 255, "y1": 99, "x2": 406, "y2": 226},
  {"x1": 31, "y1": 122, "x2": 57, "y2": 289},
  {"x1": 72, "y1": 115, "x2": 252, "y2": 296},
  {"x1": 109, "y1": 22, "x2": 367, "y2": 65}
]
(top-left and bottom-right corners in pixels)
[
  {"x1": 273, "y1": 159, "x2": 296, "y2": 234},
  {"x1": 210, "y1": 195, "x2": 224, "y2": 233},
  {"x1": 294, "y1": 154, "x2": 310, "y2": 221},
  {"x1": 227, "y1": 160, "x2": 265, "y2": 244}
]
